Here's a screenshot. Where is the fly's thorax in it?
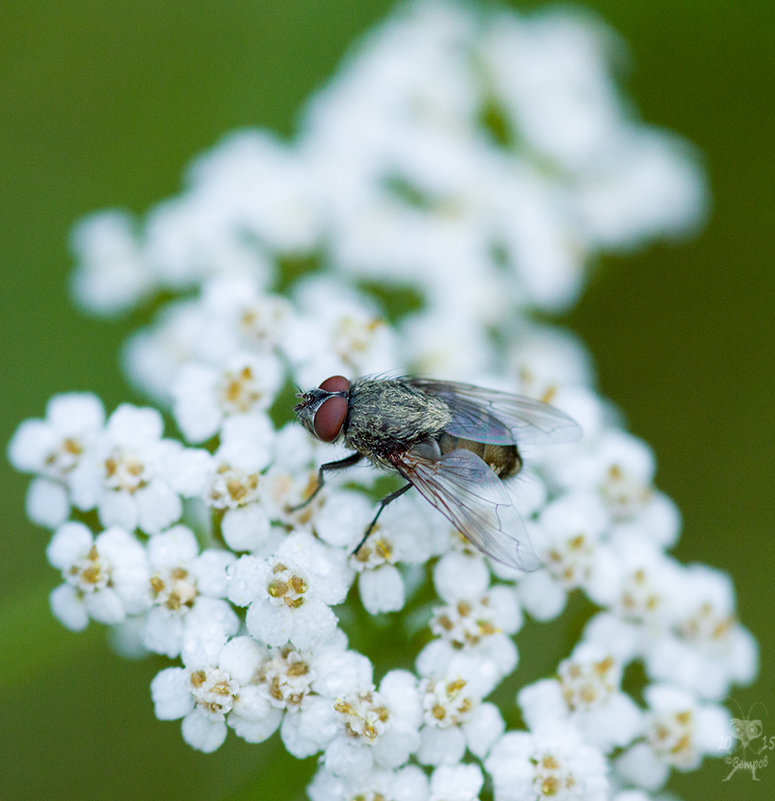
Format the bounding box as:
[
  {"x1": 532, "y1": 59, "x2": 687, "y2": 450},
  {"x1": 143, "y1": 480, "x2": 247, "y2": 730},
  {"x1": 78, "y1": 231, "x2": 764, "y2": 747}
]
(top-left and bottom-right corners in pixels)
[
  {"x1": 438, "y1": 432, "x2": 522, "y2": 480},
  {"x1": 343, "y1": 378, "x2": 452, "y2": 458}
]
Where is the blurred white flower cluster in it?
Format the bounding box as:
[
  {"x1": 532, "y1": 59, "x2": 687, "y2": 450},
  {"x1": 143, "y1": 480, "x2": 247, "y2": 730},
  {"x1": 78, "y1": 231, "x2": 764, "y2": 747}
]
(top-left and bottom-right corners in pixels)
[{"x1": 8, "y1": 1, "x2": 755, "y2": 800}]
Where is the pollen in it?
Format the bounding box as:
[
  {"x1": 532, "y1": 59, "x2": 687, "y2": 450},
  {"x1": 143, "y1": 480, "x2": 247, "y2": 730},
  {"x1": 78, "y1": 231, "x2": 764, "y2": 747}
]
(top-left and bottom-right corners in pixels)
[
  {"x1": 334, "y1": 688, "x2": 391, "y2": 743},
  {"x1": 150, "y1": 566, "x2": 197, "y2": 613},
  {"x1": 188, "y1": 666, "x2": 238, "y2": 721},
  {"x1": 207, "y1": 464, "x2": 261, "y2": 509},
  {"x1": 532, "y1": 751, "x2": 578, "y2": 800},
  {"x1": 431, "y1": 594, "x2": 502, "y2": 648},
  {"x1": 66, "y1": 544, "x2": 111, "y2": 594},
  {"x1": 559, "y1": 652, "x2": 617, "y2": 711},
  {"x1": 647, "y1": 707, "x2": 698, "y2": 768},
  {"x1": 267, "y1": 580, "x2": 289, "y2": 598},
  {"x1": 102, "y1": 447, "x2": 149, "y2": 493},
  {"x1": 422, "y1": 676, "x2": 474, "y2": 728},
  {"x1": 44, "y1": 436, "x2": 84, "y2": 476},
  {"x1": 219, "y1": 365, "x2": 264, "y2": 413},
  {"x1": 258, "y1": 647, "x2": 314, "y2": 710},
  {"x1": 266, "y1": 562, "x2": 308, "y2": 609}
]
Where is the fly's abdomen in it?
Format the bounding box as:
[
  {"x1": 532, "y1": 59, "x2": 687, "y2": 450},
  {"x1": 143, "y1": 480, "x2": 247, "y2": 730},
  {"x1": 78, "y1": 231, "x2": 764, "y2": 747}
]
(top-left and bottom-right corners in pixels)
[{"x1": 438, "y1": 432, "x2": 521, "y2": 479}]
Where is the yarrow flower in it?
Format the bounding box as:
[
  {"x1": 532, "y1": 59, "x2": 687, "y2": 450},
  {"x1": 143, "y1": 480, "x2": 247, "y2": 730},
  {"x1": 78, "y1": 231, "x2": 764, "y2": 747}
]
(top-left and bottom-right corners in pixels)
[
  {"x1": 8, "y1": 392, "x2": 105, "y2": 527},
  {"x1": 614, "y1": 684, "x2": 730, "y2": 790},
  {"x1": 64, "y1": 403, "x2": 192, "y2": 534},
  {"x1": 7, "y1": 1, "x2": 755, "y2": 799},
  {"x1": 46, "y1": 522, "x2": 149, "y2": 630},
  {"x1": 485, "y1": 723, "x2": 609, "y2": 801},
  {"x1": 518, "y1": 643, "x2": 642, "y2": 752},
  {"x1": 142, "y1": 524, "x2": 238, "y2": 658},
  {"x1": 229, "y1": 530, "x2": 351, "y2": 651}
]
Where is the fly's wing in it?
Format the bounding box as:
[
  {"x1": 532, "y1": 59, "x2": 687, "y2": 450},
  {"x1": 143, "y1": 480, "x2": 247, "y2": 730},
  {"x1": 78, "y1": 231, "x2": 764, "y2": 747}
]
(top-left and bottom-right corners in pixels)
[
  {"x1": 407, "y1": 378, "x2": 582, "y2": 446},
  {"x1": 391, "y1": 446, "x2": 540, "y2": 571}
]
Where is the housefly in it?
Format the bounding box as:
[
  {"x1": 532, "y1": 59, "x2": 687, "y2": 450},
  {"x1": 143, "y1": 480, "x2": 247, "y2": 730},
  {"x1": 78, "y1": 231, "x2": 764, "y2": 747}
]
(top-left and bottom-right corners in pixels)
[{"x1": 293, "y1": 375, "x2": 582, "y2": 570}]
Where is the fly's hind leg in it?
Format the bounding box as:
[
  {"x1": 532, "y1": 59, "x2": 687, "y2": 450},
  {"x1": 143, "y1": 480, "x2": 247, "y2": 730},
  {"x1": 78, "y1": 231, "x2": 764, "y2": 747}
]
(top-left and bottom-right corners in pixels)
[
  {"x1": 289, "y1": 452, "x2": 363, "y2": 512},
  {"x1": 352, "y1": 482, "x2": 413, "y2": 557}
]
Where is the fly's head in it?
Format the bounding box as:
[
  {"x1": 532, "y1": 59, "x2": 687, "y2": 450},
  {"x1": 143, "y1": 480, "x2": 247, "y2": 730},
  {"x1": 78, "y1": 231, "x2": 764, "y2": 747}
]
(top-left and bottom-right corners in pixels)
[{"x1": 294, "y1": 375, "x2": 351, "y2": 442}]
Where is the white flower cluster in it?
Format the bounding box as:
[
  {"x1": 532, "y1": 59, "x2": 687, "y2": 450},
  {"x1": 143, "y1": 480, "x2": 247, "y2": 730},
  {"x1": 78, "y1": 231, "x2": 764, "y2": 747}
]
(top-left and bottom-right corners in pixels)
[{"x1": 8, "y1": 2, "x2": 755, "y2": 800}]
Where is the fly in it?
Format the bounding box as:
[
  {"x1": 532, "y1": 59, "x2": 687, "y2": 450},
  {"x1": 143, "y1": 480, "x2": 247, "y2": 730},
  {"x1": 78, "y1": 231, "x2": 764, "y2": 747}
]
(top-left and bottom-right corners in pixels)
[{"x1": 293, "y1": 375, "x2": 582, "y2": 570}]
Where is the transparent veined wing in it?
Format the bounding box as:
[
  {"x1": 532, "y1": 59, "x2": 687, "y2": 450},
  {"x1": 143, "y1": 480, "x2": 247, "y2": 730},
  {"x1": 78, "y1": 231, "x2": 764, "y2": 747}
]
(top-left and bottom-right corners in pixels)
[
  {"x1": 407, "y1": 378, "x2": 582, "y2": 446},
  {"x1": 391, "y1": 446, "x2": 540, "y2": 571}
]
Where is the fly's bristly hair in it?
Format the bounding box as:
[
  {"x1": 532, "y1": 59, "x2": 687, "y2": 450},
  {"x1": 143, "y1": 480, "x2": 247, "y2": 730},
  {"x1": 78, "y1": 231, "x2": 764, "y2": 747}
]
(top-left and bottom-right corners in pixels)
[{"x1": 343, "y1": 377, "x2": 451, "y2": 461}]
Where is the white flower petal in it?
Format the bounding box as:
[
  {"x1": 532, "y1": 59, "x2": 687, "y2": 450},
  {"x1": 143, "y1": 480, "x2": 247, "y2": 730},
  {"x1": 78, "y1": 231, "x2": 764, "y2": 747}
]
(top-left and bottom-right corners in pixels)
[
  {"x1": 181, "y1": 708, "x2": 228, "y2": 753},
  {"x1": 359, "y1": 565, "x2": 405, "y2": 614},
  {"x1": 49, "y1": 584, "x2": 89, "y2": 631},
  {"x1": 26, "y1": 478, "x2": 70, "y2": 528},
  {"x1": 46, "y1": 522, "x2": 92, "y2": 570},
  {"x1": 151, "y1": 667, "x2": 194, "y2": 720}
]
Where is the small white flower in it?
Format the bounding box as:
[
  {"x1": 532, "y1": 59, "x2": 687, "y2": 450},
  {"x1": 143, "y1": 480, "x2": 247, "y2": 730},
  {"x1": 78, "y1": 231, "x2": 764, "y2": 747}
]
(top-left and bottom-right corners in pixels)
[
  {"x1": 430, "y1": 583, "x2": 521, "y2": 654},
  {"x1": 615, "y1": 684, "x2": 730, "y2": 790},
  {"x1": 257, "y1": 463, "x2": 319, "y2": 524},
  {"x1": 416, "y1": 666, "x2": 504, "y2": 766},
  {"x1": 589, "y1": 533, "x2": 683, "y2": 629},
  {"x1": 8, "y1": 392, "x2": 105, "y2": 479},
  {"x1": 8, "y1": 393, "x2": 105, "y2": 526},
  {"x1": 47, "y1": 522, "x2": 149, "y2": 630},
  {"x1": 122, "y1": 298, "x2": 207, "y2": 403},
  {"x1": 67, "y1": 404, "x2": 185, "y2": 534},
  {"x1": 516, "y1": 492, "x2": 608, "y2": 621},
  {"x1": 151, "y1": 635, "x2": 284, "y2": 752},
  {"x1": 421, "y1": 583, "x2": 521, "y2": 699},
  {"x1": 199, "y1": 275, "x2": 294, "y2": 356},
  {"x1": 256, "y1": 645, "x2": 317, "y2": 710},
  {"x1": 205, "y1": 462, "x2": 262, "y2": 511},
  {"x1": 142, "y1": 525, "x2": 238, "y2": 658},
  {"x1": 69, "y1": 209, "x2": 155, "y2": 315},
  {"x1": 506, "y1": 324, "x2": 594, "y2": 402},
  {"x1": 230, "y1": 530, "x2": 352, "y2": 650},
  {"x1": 144, "y1": 190, "x2": 274, "y2": 294},
  {"x1": 200, "y1": 416, "x2": 274, "y2": 531},
  {"x1": 357, "y1": 491, "x2": 454, "y2": 567},
  {"x1": 646, "y1": 564, "x2": 758, "y2": 700},
  {"x1": 486, "y1": 723, "x2": 609, "y2": 801},
  {"x1": 340, "y1": 494, "x2": 437, "y2": 615},
  {"x1": 289, "y1": 276, "x2": 398, "y2": 384},
  {"x1": 550, "y1": 430, "x2": 656, "y2": 523},
  {"x1": 173, "y1": 352, "x2": 283, "y2": 443},
  {"x1": 186, "y1": 128, "x2": 323, "y2": 254},
  {"x1": 518, "y1": 643, "x2": 642, "y2": 752},
  {"x1": 323, "y1": 669, "x2": 421, "y2": 778}
]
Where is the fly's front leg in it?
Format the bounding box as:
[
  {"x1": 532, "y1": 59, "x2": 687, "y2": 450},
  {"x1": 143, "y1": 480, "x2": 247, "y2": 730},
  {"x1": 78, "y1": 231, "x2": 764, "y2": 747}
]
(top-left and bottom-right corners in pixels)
[
  {"x1": 352, "y1": 482, "x2": 413, "y2": 557},
  {"x1": 289, "y1": 452, "x2": 363, "y2": 512}
]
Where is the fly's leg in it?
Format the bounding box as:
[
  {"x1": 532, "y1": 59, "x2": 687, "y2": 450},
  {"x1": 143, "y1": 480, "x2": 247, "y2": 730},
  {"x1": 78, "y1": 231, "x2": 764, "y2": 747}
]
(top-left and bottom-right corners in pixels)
[
  {"x1": 289, "y1": 452, "x2": 363, "y2": 512},
  {"x1": 352, "y1": 482, "x2": 413, "y2": 557}
]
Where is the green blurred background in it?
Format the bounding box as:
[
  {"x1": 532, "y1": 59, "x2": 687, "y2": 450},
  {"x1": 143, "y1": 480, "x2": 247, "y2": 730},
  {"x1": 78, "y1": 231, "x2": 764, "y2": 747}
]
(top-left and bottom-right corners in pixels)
[{"x1": 1, "y1": 1, "x2": 772, "y2": 799}]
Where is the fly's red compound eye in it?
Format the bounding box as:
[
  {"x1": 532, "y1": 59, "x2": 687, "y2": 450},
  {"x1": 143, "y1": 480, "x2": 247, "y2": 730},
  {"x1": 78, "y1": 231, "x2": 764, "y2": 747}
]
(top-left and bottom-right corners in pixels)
[
  {"x1": 319, "y1": 375, "x2": 350, "y2": 393},
  {"x1": 314, "y1": 396, "x2": 348, "y2": 441}
]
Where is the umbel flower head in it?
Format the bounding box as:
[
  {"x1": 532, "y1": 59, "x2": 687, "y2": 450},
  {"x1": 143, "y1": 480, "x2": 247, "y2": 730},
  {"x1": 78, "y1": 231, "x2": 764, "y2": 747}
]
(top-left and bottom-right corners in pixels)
[{"x1": 7, "y1": 1, "x2": 755, "y2": 799}]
